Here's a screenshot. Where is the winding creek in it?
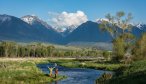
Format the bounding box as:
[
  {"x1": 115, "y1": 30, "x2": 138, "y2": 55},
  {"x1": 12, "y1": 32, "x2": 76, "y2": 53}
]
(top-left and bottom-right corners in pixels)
[{"x1": 37, "y1": 63, "x2": 110, "y2": 84}]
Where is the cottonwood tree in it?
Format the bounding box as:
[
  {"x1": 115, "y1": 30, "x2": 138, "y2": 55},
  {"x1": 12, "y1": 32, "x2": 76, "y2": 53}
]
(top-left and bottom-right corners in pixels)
[
  {"x1": 100, "y1": 11, "x2": 134, "y2": 62},
  {"x1": 132, "y1": 33, "x2": 146, "y2": 60}
]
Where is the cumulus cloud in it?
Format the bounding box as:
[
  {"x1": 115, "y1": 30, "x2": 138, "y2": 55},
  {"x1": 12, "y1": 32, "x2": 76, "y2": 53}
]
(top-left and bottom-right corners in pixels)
[{"x1": 48, "y1": 11, "x2": 88, "y2": 31}]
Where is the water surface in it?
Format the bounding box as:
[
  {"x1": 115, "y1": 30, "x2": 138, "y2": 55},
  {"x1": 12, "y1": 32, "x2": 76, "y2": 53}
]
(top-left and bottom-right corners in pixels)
[{"x1": 37, "y1": 63, "x2": 108, "y2": 84}]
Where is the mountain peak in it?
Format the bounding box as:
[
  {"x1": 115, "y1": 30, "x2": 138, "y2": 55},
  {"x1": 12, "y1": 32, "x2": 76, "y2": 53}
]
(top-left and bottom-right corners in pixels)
[
  {"x1": 0, "y1": 14, "x2": 12, "y2": 22},
  {"x1": 96, "y1": 18, "x2": 109, "y2": 24},
  {"x1": 21, "y1": 15, "x2": 39, "y2": 24},
  {"x1": 21, "y1": 15, "x2": 53, "y2": 29},
  {"x1": 136, "y1": 23, "x2": 146, "y2": 28}
]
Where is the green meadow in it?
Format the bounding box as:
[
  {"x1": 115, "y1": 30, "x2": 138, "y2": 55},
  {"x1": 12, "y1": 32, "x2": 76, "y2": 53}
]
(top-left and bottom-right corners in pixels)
[{"x1": 0, "y1": 58, "x2": 65, "y2": 84}]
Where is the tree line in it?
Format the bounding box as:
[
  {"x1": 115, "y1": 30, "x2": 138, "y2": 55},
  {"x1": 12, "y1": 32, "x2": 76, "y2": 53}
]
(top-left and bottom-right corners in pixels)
[
  {"x1": 0, "y1": 42, "x2": 107, "y2": 58},
  {"x1": 0, "y1": 42, "x2": 55, "y2": 57}
]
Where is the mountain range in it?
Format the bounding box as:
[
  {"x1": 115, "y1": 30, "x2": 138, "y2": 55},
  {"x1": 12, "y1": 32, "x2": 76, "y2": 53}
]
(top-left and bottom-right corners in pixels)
[
  {"x1": 0, "y1": 14, "x2": 62, "y2": 43},
  {"x1": 0, "y1": 14, "x2": 146, "y2": 45}
]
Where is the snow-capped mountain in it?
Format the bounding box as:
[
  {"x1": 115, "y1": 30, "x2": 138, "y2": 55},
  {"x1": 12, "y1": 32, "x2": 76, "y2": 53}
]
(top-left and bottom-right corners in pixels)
[
  {"x1": 135, "y1": 23, "x2": 146, "y2": 31},
  {"x1": 59, "y1": 26, "x2": 77, "y2": 37},
  {"x1": 21, "y1": 15, "x2": 36, "y2": 24},
  {"x1": 21, "y1": 15, "x2": 52, "y2": 29},
  {"x1": 0, "y1": 14, "x2": 39, "y2": 41},
  {"x1": 53, "y1": 25, "x2": 78, "y2": 37},
  {"x1": 0, "y1": 14, "x2": 146, "y2": 44},
  {"x1": 95, "y1": 18, "x2": 146, "y2": 32},
  {"x1": 21, "y1": 15, "x2": 63, "y2": 42},
  {"x1": 130, "y1": 23, "x2": 146, "y2": 33},
  {"x1": 96, "y1": 18, "x2": 109, "y2": 24},
  {"x1": 54, "y1": 25, "x2": 77, "y2": 33},
  {"x1": 136, "y1": 23, "x2": 143, "y2": 29},
  {"x1": 0, "y1": 14, "x2": 62, "y2": 43}
]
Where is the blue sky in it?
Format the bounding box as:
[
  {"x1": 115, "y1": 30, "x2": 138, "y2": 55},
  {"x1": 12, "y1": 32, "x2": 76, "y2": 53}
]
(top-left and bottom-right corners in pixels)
[{"x1": 0, "y1": 0, "x2": 146, "y2": 24}]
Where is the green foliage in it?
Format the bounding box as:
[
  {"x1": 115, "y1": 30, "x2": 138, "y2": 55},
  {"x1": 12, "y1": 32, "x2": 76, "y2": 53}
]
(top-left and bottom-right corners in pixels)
[
  {"x1": 96, "y1": 73, "x2": 112, "y2": 84},
  {"x1": 103, "y1": 51, "x2": 111, "y2": 60},
  {"x1": 112, "y1": 37, "x2": 125, "y2": 62},
  {"x1": 124, "y1": 60, "x2": 146, "y2": 75},
  {"x1": 100, "y1": 11, "x2": 133, "y2": 39},
  {"x1": 0, "y1": 41, "x2": 17, "y2": 57},
  {"x1": 132, "y1": 33, "x2": 146, "y2": 60},
  {"x1": 107, "y1": 60, "x2": 146, "y2": 84},
  {"x1": 0, "y1": 41, "x2": 104, "y2": 58},
  {"x1": 100, "y1": 11, "x2": 134, "y2": 63}
]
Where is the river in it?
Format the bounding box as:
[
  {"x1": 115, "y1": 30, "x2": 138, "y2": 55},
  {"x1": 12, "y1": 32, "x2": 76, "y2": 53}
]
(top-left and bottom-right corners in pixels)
[{"x1": 37, "y1": 63, "x2": 109, "y2": 84}]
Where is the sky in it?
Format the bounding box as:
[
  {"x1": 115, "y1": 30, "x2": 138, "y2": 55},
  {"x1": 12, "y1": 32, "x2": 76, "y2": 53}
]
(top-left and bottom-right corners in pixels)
[{"x1": 0, "y1": 0, "x2": 146, "y2": 28}]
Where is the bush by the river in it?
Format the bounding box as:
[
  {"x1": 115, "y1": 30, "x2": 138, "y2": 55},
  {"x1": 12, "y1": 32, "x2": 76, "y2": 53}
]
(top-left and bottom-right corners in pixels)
[{"x1": 105, "y1": 60, "x2": 146, "y2": 84}]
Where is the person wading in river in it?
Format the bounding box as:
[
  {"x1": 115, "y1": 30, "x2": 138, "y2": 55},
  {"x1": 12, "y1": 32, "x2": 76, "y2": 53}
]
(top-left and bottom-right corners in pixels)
[
  {"x1": 55, "y1": 68, "x2": 58, "y2": 79},
  {"x1": 48, "y1": 63, "x2": 58, "y2": 78},
  {"x1": 48, "y1": 67, "x2": 54, "y2": 77}
]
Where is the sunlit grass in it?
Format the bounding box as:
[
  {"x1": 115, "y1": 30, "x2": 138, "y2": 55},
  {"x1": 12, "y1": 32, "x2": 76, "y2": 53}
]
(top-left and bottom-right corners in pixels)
[
  {"x1": 48, "y1": 59, "x2": 124, "y2": 71},
  {"x1": 0, "y1": 58, "x2": 65, "y2": 84}
]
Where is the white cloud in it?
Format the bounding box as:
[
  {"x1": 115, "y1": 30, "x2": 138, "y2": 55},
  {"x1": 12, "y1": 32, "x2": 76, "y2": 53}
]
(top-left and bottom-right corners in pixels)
[{"x1": 48, "y1": 11, "x2": 88, "y2": 32}]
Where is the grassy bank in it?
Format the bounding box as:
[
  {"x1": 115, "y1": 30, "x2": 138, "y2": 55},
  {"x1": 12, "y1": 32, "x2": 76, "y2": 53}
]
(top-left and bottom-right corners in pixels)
[
  {"x1": 106, "y1": 60, "x2": 146, "y2": 84},
  {"x1": 96, "y1": 60, "x2": 146, "y2": 84},
  {"x1": 0, "y1": 58, "x2": 65, "y2": 84},
  {"x1": 48, "y1": 59, "x2": 124, "y2": 71},
  {"x1": 48, "y1": 58, "x2": 146, "y2": 84},
  {"x1": 2, "y1": 58, "x2": 141, "y2": 84}
]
